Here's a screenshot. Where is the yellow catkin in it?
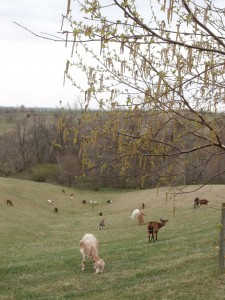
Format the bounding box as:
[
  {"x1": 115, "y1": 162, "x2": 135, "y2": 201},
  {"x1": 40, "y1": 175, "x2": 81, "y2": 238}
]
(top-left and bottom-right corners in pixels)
[
  {"x1": 162, "y1": 0, "x2": 166, "y2": 11},
  {"x1": 176, "y1": 24, "x2": 180, "y2": 41},
  {"x1": 100, "y1": 74, "x2": 103, "y2": 90},
  {"x1": 156, "y1": 75, "x2": 162, "y2": 96},
  {"x1": 65, "y1": 32, "x2": 68, "y2": 48},
  {"x1": 61, "y1": 16, "x2": 64, "y2": 31},
  {"x1": 204, "y1": 64, "x2": 208, "y2": 85},
  {"x1": 188, "y1": 48, "x2": 192, "y2": 71},
  {"x1": 203, "y1": 6, "x2": 208, "y2": 25},
  {"x1": 67, "y1": 0, "x2": 71, "y2": 16},
  {"x1": 71, "y1": 36, "x2": 76, "y2": 58}
]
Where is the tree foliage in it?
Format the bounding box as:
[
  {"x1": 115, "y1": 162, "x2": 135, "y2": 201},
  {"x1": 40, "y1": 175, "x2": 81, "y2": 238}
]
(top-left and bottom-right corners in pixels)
[{"x1": 59, "y1": 0, "x2": 225, "y2": 190}]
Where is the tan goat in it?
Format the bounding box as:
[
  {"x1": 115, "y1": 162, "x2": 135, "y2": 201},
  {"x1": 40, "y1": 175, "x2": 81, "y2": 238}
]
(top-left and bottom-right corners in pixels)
[
  {"x1": 79, "y1": 233, "x2": 105, "y2": 274},
  {"x1": 137, "y1": 212, "x2": 145, "y2": 225}
]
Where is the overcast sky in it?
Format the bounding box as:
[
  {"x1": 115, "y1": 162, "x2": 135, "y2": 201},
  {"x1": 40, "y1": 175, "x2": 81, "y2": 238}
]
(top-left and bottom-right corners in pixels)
[
  {"x1": 1, "y1": 1, "x2": 223, "y2": 109},
  {"x1": 0, "y1": 0, "x2": 77, "y2": 108}
]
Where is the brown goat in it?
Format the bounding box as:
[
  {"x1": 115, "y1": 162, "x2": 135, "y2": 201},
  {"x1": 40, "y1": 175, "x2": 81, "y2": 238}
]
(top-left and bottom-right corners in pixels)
[
  {"x1": 147, "y1": 219, "x2": 168, "y2": 242},
  {"x1": 199, "y1": 199, "x2": 209, "y2": 205},
  {"x1": 194, "y1": 197, "x2": 209, "y2": 208},
  {"x1": 137, "y1": 212, "x2": 145, "y2": 225},
  {"x1": 99, "y1": 219, "x2": 105, "y2": 230},
  {"x1": 6, "y1": 199, "x2": 13, "y2": 206}
]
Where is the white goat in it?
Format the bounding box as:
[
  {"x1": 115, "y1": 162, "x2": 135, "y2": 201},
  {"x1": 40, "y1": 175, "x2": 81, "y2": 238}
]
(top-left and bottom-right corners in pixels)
[
  {"x1": 90, "y1": 200, "x2": 98, "y2": 205},
  {"x1": 79, "y1": 233, "x2": 105, "y2": 274},
  {"x1": 131, "y1": 208, "x2": 140, "y2": 220},
  {"x1": 47, "y1": 199, "x2": 54, "y2": 205}
]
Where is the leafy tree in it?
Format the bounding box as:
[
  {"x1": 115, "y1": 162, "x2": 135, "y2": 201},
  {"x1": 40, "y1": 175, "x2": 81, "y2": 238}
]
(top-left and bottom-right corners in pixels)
[
  {"x1": 20, "y1": 1, "x2": 225, "y2": 190},
  {"x1": 59, "y1": 0, "x2": 225, "y2": 190}
]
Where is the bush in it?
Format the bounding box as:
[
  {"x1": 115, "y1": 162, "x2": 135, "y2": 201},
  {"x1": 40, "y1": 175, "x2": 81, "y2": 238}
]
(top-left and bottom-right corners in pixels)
[{"x1": 31, "y1": 164, "x2": 59, "y2": 182}]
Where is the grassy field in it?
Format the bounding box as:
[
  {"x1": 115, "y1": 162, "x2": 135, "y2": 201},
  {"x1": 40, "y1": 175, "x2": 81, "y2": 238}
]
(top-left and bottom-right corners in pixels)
[{"x1": 1, "y1": 178, "x2": 225, "y2": 300}]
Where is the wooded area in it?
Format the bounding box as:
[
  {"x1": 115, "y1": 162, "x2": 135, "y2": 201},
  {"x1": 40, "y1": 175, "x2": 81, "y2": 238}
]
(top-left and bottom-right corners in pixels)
[{"x1": 1, "y1": 107, "x2": 225, "y2": 190}]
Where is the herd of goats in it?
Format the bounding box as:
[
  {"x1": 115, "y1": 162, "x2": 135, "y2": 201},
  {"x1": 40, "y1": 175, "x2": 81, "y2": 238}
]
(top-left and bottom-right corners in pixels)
[
  {"x1": 79, "y1": 196, "x2": 209, "y2": 274},
  {"x1": 5, "y1": 193, "x2": 209, "y2": 274}
]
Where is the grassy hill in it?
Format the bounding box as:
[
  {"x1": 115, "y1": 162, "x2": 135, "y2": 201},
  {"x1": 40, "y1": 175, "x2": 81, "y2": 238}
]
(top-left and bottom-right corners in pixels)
[{"x1": 0, "y1": 178, "x2": 225, "y2": 299}]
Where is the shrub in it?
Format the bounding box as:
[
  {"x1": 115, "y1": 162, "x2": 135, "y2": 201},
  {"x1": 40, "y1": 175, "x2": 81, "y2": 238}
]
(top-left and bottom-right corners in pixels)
[{"x1": 31, "y1": 164, "x2": 59, "y2": 182}]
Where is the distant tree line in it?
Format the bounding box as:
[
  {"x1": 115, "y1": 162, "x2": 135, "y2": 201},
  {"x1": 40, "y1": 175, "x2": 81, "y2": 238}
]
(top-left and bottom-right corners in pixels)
[{"x1": 1, "y1": 108, "x2": 225, "y2": 190}]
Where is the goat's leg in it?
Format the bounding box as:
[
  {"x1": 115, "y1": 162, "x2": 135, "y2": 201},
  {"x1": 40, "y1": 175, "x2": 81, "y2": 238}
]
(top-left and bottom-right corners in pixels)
[
  {"x1": 151, "y1": 233, "x2": 155, "y2": 242},
  {"x1": 81, "y1": 255, "x2": 86, "y2": 271},
  {"x1": 148, "y1": 227, "x2": 154, "y2": 243},
  {"x1": 148, "y1": 232, "x2": 153, "y2": 243},
  {"x1": 92, "y1": 257, "x2": 96, "y2": 270},
  {"x1": 150, "y1": 233, "x2": 155, "y2": 242}
]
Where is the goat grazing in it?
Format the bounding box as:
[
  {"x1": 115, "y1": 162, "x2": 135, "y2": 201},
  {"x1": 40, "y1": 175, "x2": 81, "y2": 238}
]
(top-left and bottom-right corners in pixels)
[
  {"x1": 131, "y1": 209, "x2": 140, "y2": 220},
  {"x1": 6, "y1": 199, "x2": 13, "y2": 206},
  {"x1": 199, "y1": 199, "x2": 209, "y2": 205},
  {"x1": 79, "y1": 233, "x2": 105, "y2": 273},
  {"x1": 193, "y1": 197, "x2": 200, "y2": 208},
  {"x1": 107, "y1": 200, "x2": 112, "y2": 204},
  {"x1": 137, "y1": 212, "x2": 145, "y2": 225},
  {"x1": 142, "y1": 202, "x2": 145, "y2": 209},
  {"x1": 54, "y1": 207, "x2": 58, "y2": 213},
  {"x1": 90, "y1": 200, "x2": 98, "y2": 205},
  {"x1": 82, "y1": 200, "x2": 87, "y2": 204},
  {"x1": 47, "y1": 199, "x2": 54, "y2": 205},
  {"x1": 99, "y1": 219, "x2": 105, "y2": 230},
  {"x1": 194, "y1": 197, "x2": 209, "y2": 208},
  {"x1": 147, "y1": 219, "x2": 168, "y2": 242}
]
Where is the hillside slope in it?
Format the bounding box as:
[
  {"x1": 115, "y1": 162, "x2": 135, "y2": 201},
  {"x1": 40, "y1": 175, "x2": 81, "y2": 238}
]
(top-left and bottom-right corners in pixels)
[{"x1": 1, "y1": 178, "x2": 225, "y2": 300}]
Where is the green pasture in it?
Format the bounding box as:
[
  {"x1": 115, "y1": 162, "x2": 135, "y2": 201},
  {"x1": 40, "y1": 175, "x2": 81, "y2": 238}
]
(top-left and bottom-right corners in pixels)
[{"x1": 0, "y1": 178, "x2": 225, "y2": 299}]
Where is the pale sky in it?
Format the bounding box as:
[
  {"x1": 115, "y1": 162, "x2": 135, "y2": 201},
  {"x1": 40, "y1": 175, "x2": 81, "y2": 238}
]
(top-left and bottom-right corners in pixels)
[
  {"x1": 1, "y1": 1, "x2": 223, "y2": 109},
  {"x1": 0, "y1": 0, "x2": 78, "y2": 109}
]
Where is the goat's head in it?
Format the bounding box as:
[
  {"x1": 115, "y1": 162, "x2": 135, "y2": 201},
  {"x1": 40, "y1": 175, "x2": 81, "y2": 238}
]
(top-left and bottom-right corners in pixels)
[
  {"x1": 160, "y1": 219, "x2": 168, "y2": 225},
  {"x1": 94, "y1": 259, "x2": 105, "y2": 274}
]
